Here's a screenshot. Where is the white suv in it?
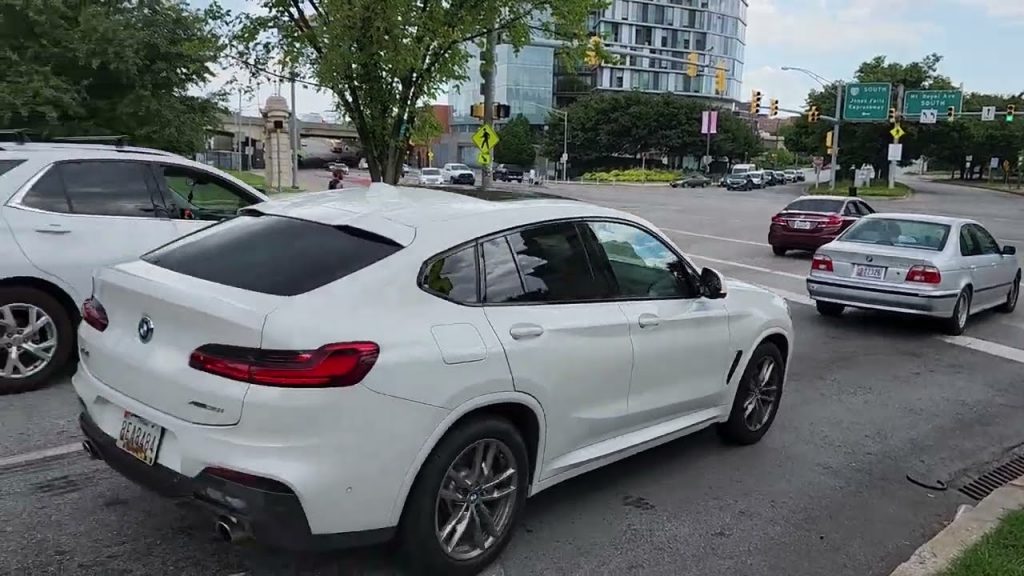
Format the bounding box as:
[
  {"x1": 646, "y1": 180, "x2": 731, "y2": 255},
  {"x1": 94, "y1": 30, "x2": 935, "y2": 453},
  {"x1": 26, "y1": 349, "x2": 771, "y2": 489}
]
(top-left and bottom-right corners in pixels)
[
  {"x1": 0, "y1": 142, "x2": 267, "y2": 393},
  {"x1": 75, "y1": 185, "x2": 792, "y2": 575}
]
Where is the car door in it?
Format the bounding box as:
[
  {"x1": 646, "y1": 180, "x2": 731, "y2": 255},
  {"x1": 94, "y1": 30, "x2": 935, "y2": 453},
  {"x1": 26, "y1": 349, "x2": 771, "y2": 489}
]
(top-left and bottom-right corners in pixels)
[
  {"x1": 4, "y1": 160, "x2": 179, "y2": 302},
  {"x1": 957, "y1": 224, "x2": 994, "y2": 305},
  {"x1": 967, "y1": 224, "x2": 1013, "y2": 308},
  {"x1": 582, "y1": 220, "x2": 733, "y2": 423},
  {"x1": 480, "y1": 221, "x2": 634, "y2": 480},
  {"x1": 151, "y1": 163, "x2": 264, "y2": 236}
]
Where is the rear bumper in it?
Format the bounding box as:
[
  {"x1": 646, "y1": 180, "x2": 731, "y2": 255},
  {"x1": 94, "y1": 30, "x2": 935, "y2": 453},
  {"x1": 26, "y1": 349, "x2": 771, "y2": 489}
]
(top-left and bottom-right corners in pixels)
[
  {"x1": 806, "y1": 277, "x2": 959, "y2": 317},
  {"x1": 79, "y1": 410, "x2": 392, "y2": 550},
  {"x1": 769, "y1": 227, "x2": 837, "y2": 251}
]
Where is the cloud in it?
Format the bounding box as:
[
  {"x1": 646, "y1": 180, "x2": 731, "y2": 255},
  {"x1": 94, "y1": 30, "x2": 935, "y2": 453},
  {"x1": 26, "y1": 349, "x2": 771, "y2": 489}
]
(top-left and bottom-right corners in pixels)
[{"x1": 956, "y1": 0, "x2": 1024, "y2": 20}]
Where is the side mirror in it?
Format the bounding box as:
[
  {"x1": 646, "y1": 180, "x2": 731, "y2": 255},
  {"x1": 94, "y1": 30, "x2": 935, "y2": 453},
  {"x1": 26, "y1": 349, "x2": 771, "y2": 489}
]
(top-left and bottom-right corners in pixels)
[
  {"x1": 1003, "y1": 245, "x2": 1016, "y2": 255},
  {"x1": 700, "y1": 267, "x2": 727, "y2": 299}
]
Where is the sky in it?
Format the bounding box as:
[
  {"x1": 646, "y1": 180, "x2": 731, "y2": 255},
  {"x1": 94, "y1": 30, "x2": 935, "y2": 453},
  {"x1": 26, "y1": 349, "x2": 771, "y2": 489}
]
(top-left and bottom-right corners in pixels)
[{"x1": 199, "y1": 0, "x2": 1023, "y2": 118}]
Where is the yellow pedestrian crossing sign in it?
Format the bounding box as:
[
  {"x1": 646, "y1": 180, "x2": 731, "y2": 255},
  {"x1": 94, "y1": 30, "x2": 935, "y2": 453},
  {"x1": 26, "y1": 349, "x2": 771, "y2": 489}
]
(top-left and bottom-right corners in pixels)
[
  {"x1": 473, "y1": 124, "x2": 499, "y2": 152},
  {"x1": 890, "y1": 123, "x2": 905, "y2": 142},
  {"x1": 477, "y1": 149, "x2": 492, "y2": 166}
]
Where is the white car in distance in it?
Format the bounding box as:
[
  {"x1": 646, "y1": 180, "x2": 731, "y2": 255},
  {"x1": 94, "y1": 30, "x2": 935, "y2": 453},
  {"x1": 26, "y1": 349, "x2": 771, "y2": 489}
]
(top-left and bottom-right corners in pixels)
[
  {"x1": 75, "y1": 184, "x2": 793, "y2": 575},
  {"x1": 441, "y1": 163, "x2": 476, "y2": 185},
  {"x1": 417, "y1": 167, "x2": 444, "y2": 186},
  {"x1": 0, "y1": 141, "x2": 267, "y2": 394}
]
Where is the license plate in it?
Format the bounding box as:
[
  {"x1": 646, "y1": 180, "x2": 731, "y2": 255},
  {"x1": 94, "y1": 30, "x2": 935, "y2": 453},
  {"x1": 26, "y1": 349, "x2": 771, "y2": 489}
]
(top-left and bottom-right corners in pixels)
[
  {"x1": 792, "y1": 220, "x2": 812, "y2": 229},
  {"x1": 116, "y1": 411, "x2": 164, "y2": 466},
  {"x1": 853, "y1": 264, "x2": 886, "y2": 280}
]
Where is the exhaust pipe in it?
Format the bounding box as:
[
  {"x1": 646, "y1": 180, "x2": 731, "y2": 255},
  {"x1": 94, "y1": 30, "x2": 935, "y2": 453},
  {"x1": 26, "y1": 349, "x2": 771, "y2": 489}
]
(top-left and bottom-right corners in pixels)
[
  {"x1": 82, "y1": 440, "x2": 101, "y2": 460},
  {"x1": 215, "y1": 516, "x2": 252, "y2": 544}
]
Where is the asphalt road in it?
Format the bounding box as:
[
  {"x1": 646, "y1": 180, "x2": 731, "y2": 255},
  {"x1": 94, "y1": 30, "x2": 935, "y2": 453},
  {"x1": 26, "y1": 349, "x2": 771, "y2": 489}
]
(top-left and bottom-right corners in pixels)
[{"x1": 3, "y1": 175, "x2": 1024, "y2": 576}]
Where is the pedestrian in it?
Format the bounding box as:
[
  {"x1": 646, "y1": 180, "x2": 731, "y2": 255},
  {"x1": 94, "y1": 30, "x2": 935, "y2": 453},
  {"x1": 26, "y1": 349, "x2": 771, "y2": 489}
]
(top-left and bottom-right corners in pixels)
[
  {"x1": 328, "y1": 169, "x2": 344, "y2": 190},
  {"x1": 528, "y1": 168, "x2": 536, "y2": 185}
]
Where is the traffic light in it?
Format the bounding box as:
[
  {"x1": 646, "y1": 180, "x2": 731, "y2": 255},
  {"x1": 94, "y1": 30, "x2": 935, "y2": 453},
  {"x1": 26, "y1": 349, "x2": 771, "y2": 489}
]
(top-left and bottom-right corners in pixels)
[
  {"x1": 888, "y1": 108, "x2": 897, "y2": 123},
  {"x1": 470, "y1": 102, "x2": 485, "y2": 119},
  {"x1": 494, "y1": 103, "x2": 511, "y2": 119},
  {"x1": 750, "y1": 91, "x2": 762, "y2": 114},
  {"x1": 825, "y1": 130, "x2": 833, "y2": 149},
  {"x1": 808, "y1": 105, "x2": 820, "y2": 123},
  {"x1": 947, "y1": 106, "x2": 956, "y2": 121},
  {"x1": 686, "y1": 52, "x2": 699, "y2": 78},
  {"x1": 584, "y1": 35, "x2": 602, "y2": 68},
  {"x1": 1007, "y1": 104, "x2": 1016, "y2": 123},
  {"x1": 714, "y1": 65, "x2": 727, "y2": 95},
  {"x1": 769, "y1": 98, "x2": 779, "y2": 117}
]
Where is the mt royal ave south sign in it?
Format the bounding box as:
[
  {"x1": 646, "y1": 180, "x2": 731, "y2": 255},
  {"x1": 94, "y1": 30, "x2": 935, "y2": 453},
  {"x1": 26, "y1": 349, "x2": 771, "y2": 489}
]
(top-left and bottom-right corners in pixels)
[{"x1": 843, "y1": 83, "x2": 892, "y2": 122}]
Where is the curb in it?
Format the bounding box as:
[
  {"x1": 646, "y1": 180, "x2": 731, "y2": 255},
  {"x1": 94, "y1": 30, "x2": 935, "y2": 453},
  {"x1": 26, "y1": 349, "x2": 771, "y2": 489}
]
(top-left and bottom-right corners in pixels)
[{"x1": 888, "y1": 474, "x2": 1024, "y2": 576}]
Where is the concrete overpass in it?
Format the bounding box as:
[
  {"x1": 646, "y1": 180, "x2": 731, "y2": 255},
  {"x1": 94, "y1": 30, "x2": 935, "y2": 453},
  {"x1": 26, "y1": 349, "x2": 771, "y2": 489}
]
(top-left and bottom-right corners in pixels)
[{"x1": 217, "y1": 114, "x2": 360, "y2": 142}]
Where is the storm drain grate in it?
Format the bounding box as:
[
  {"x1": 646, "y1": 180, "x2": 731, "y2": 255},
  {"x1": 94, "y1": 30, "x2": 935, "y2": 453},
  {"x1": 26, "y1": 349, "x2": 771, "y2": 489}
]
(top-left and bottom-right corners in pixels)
[{"x1": 958, "y1": 456, "x2": 1024, "y2": 501}]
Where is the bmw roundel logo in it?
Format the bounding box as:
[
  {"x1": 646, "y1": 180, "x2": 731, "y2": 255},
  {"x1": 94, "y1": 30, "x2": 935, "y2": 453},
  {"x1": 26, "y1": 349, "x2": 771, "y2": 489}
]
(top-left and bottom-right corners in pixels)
[{"x1": 138, "y1": 316, "x2": 154, "y2": 343}]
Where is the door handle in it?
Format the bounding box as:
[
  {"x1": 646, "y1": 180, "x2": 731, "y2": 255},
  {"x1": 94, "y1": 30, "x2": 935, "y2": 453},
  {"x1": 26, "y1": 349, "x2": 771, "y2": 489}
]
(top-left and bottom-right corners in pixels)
[
  {"x1": 509, "y1": 324, "x2": 544, "y2": 340},
  {"x1": 638, "y1": 313, "x2": 661, "y2": 328},
  {"x1": 970, "y1": 265, "x2": 977, "y2": 270},
  {"x1": 34, "y1": 228, "x2": 71, "y2": 235}
]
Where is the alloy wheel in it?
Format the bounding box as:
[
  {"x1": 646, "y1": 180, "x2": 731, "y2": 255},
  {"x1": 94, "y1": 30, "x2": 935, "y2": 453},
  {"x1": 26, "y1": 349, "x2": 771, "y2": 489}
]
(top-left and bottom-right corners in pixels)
[
  {"x1": 957, "y1": 293, "x2": 969, "y2": 329},
  {"x1": 435, "y1": 439, "x2": 518, "y2": 561},
  {"x1": 742, "y1": 357, "x2": 779, "y2": 432},
  {"x1": 0, "y1": 303, "x2": 58, "y2": 379},
  {"x1": 1009, "y1": 281, "x2": 1019, "y2": 308}
]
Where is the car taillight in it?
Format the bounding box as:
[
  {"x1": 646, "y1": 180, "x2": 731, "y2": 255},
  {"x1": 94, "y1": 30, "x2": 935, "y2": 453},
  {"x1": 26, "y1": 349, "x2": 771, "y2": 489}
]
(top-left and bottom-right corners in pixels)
[
  {"x1": 189, "y1": 342, "x2": 379, "y2": 388},
  {"x1": 811, "y1": 254, "x2": 833, "y2": 272},
  {"x1": 907, "y1": 265, "x2": 942, "y2": 284},
  {"x1": 823, "y1": 214, "x2": 843, "y2": 227},
  {"x1": 771, "y1": 214, "x2": 786, "y2": 225},
  {"x1": 82, "y1": 297, "x2": 108, "y2": 332}
]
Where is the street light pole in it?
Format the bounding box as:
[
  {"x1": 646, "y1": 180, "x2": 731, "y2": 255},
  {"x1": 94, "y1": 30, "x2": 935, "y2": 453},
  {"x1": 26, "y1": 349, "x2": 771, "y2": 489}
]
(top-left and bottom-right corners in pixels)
[{"x1": 782, "y1": 66, "x2": 841, "y2": 191}]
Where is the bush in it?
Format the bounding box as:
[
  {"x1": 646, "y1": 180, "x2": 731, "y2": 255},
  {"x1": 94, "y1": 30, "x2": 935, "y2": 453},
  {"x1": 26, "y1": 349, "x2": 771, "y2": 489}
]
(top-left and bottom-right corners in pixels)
[{"x1": 580, "y1": 168, "x2": 680, "y2": 183}]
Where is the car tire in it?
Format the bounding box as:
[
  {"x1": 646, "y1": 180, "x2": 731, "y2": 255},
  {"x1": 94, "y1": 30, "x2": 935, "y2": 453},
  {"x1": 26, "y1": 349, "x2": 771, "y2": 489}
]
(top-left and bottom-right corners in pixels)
[
  {"x1": 0, "y1": 286, "x2": 74, "y2": 395},
  {"x1": 997, "y1": 273, "x2": 1020, "y2": 314},
  {"x1": 772, "y1": 246, "x2": 787, "y2": 256},
  {"x1": 398, "y1": 415, "x2": 530, "y2": 576},
  {"x1": 815, "y1": 301, "x2": 845, "y2": 317},
  {"x1": 718, "y1": 341, "x2": 785, "y2": 445},
  {"x1": 944, "y1": 288, "x2": 972, "y2": 335}
]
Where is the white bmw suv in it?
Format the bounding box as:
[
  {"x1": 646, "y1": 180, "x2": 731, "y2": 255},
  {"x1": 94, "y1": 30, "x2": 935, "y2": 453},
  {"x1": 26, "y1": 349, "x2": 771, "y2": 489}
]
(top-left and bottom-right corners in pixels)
[
  {"x1": 0, "y1": 141, "x2": 267, "y2": 393},
  {"x1": 75, "y1": 185, "x2": 792, "y2": 575}
]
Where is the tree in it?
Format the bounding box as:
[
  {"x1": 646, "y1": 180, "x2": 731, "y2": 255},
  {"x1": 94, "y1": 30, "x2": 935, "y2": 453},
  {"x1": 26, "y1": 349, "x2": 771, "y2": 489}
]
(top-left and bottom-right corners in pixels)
[
  {"x1": 495, "y1": 115, "x2": 535, "y2": 167},
  {"x1": 408, "y1": 106, "x2": 443, "y2": 147},
  {"x1": 235, "y1": 0, "x2": 607, "y2": 184},
  {"x1": 0, "y1": 0, "x2": 227, "y2": 154}
]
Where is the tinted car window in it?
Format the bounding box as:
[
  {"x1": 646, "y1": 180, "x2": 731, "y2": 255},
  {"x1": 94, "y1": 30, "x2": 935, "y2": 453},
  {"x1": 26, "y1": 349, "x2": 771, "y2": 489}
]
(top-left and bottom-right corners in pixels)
[
  {"x1": 960, "y1": 226, "x2": 981, "y2": 256},
  {"x1": 156, "y1": 165, "x2": 258, "y2": 221},
  {"x1": 60, "y1": 161, "x2": 159, "y2": 217},
  {"x1": 968, "y1": 224, "x2": 1001, "y2": 255},
  {"x1": 856, "y1": 201, "x2": 875, "y2": 215},
  {"x1": 586, "y1": 221, "x2": 696, "y2": 299},
  {"x1": 482, "y1": 237, "x2": 526, "y2": 303},
  {"x1": 844, "y1": 219, "x2": 950, "y2": 251},
  {"x1": 421, "y1": 245, "x2": 479, "y2": 303},
  {"x1": 784, "y1": 199, "x2": 844, "y2": 213},
  {"x1": 21, "y1": 167, "x2": 71, "y2": 213},
  {"x1": 0, "y1": 159, "x2": 24, "y2": 176},
  {"x1": 842, "y1": 202, "x2": 858, "y2": 216},
  {"x1": 143, "y1": 215, "x2": 402, "y2": 296},
  {"x1": 506, "y1": 222, "x2": 605, "y2": 303}
]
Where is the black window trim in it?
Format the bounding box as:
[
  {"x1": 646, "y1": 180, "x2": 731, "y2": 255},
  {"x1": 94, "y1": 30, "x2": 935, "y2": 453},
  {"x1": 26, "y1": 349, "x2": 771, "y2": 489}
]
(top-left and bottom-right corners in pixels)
[{"x1": 416, "y1": 216, "x2": 704, "y2": 307}]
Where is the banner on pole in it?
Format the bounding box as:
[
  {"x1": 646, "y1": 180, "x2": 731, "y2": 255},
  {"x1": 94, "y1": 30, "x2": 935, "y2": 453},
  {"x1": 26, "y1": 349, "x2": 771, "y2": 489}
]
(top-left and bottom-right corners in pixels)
[{"x1": 701, "y1": 111, "x2": 718, "y2": 135}]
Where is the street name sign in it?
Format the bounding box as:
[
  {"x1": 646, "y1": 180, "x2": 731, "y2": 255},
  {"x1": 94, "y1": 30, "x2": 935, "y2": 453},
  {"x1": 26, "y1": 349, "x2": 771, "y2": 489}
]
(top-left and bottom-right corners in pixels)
[
  {"x1": 843, "y1": 83, "x2": 892, "y2": 121},
  {"x1": 981, "y1": 106, "x2": 997, "y2": 122},
  {"x1": 904, "y1": 90, "x2": 963, "y2": 116}
]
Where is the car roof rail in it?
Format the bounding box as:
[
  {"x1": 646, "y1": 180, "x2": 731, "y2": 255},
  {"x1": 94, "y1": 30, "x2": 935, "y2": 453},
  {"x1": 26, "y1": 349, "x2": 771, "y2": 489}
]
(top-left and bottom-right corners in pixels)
[{"x1": 49, "y1": 135, "x2": 131, "y2": 147}]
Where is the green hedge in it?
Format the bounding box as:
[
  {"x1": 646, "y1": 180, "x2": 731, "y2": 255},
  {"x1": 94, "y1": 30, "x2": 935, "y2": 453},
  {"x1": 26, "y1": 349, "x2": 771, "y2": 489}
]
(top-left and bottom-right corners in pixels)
[{"x1": 580, "y1": 168, "x2": 680, "y2": 183}]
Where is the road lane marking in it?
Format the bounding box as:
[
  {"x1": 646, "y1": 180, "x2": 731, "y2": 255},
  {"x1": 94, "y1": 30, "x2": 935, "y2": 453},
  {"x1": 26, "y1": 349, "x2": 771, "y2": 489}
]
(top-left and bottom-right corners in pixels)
[
  {"x1": 937, "y1": 336, "x2": 1024, "y2": 365},
  {"x1": 688, "y1": 253, "x2": 807, "y2": 281},
  {"x1": 663, "y1": 228, "x2": 771, "y2": 247},
  {"x1": 0, "y1": 442, "x2": 80, "y2": 469}
]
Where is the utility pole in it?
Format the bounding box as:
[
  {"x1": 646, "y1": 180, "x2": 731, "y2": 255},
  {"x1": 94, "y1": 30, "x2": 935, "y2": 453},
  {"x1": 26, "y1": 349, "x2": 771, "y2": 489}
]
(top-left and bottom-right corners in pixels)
[
  {"x1": 290, "y1": 77, "x2": 299, "y2": 189},
  {"x1": 890, "y1": 84, "x2": 904, "y2": 190},
  {"x1": 235, "y1": 91, "x2": 242, "y2": 170},
  {"x1": 480, "y1": 32, "x2": 496, "y2": 190},
  {"x1": 831, "y1": 83, "x2": 842, "y2": 191}
]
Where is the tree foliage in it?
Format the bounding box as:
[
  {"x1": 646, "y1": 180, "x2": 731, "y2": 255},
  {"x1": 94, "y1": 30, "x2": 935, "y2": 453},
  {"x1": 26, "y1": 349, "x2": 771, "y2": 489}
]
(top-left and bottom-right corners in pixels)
[
  {"x1": 541, "y1": 91, "x2": 762, "y2": 173},
  {"x1": 781, "y1": 53, "x2": 1023, "y2": 180},
  {"x1": 0, "y1": 0, "x2": 227, "y2": 154},
  {"x1": 408, "y1": 106, "x2": 443, "y2": 147},
  {"x1": 235, "y1": 0, "x2": 607, "y2": 184},
  {"x1": 495, "y1": 114, "x2": 536, "y2": 167}
]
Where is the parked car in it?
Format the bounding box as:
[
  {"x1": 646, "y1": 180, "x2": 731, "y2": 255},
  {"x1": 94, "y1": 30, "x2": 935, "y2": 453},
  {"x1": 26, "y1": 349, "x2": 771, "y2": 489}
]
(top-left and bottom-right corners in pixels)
[
  {"x1": 769, "y1": 195, "x2": 874, "y2": 256},
  {"x1": 417, "y1": 167, "x2": 443, "y2": 186},
  {"x1": 327, "y1": 162, "x2": 350, "y2": 176},
  {"x1": 794, "y1": 170, "x2": 806, "y2": 182},
  {"x1": 807, "y1": 214, "x2": 1019, "y2": 334},
  {"x1": 724, "y1": 173, "x2": 754, "y2": 191},
  {"x1": 441, "y1": 163, "x2": 475, "y2": 185},
  {"x1": 76, "y1": 184, "x2": 793, "y2": 574},
  {"x1": 747, "y1": 171, "x2": 766, "y2": 188},
  {"x1": 0, "y1": 141, "x2": 268, "y2": 394},
  {"x1": 774, "y1": 171, "x2": 789, "y2": 184},
  {"x1": 783, "y1": 169, "x2": 799, "y2": 183},
  {"x1": 494, "y1": 164, "x2": 525, "y2": 183},
  {"x1": 670, "y1": 173, "x2": 711, "y2": 188}
]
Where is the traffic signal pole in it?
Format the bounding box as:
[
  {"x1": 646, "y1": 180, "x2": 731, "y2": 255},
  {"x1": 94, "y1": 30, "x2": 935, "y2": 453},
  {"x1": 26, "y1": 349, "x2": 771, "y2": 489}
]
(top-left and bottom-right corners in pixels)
[
  {"x1": 480, "y1": 31, "x2": 496, "y2": 191},
  {"x1": 830, "y1": 83, "x2": 842, "y2": 191}
]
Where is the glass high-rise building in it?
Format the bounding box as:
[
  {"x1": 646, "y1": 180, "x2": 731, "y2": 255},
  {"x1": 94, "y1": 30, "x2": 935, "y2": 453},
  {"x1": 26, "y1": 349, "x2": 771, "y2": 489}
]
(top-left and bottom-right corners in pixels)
[{"x1": 567, "y1": 0, "x2": 747, "y2": 103}]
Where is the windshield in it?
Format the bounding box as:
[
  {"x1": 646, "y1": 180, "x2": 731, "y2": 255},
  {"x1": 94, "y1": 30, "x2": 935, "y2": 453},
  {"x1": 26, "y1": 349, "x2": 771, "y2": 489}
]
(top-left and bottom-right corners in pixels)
[
  {"x1": 841, "y1": 218, "x2": 951, "y2": 251},
  {"x1": 449, "y1": 164, "x2": 470, "y2": 171},
  {"x1": 784, "y1": 199, "x2": 843, "y2": 213},
  {"x1": 421, "y1": 168, "x2": 441, "y2": 175},
  {"x1": 731, "y1": 166, "x2": 753, "y2": 175}
]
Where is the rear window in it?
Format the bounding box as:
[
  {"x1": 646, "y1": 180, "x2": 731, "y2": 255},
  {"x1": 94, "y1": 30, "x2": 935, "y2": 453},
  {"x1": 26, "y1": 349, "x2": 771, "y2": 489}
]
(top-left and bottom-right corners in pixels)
[
  {"x1": 143, "y1": 215, "x2": 402, "y2": 296},
  {"x1": 0, "y1": 159, "x2": 24, "y2": 176},
  {"x1": 784, "y1": 199, "x2": 843, "y2": 213},
  {"x1": 841, "y1": 218, "x2": 950, "y2": 251},
  {"x1": 421, "y1": 168, "x2": 441, "y2": 175}
]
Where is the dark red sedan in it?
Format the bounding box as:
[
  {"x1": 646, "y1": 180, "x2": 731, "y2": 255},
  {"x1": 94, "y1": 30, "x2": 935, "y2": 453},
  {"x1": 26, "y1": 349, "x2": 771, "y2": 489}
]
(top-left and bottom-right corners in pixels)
[{"x1": 769, "y1": 195, "x2": 875, "y2": 256}]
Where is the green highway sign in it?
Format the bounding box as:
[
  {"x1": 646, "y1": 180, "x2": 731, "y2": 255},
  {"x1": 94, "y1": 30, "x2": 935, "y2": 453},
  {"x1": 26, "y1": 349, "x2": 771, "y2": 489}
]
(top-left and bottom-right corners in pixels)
[
  {"x1": 904, "y1": 90, "x2": 963, "y2": 116},
  {"x1": 843, "y1": 83, "x2": 892, "y2": 121}
]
